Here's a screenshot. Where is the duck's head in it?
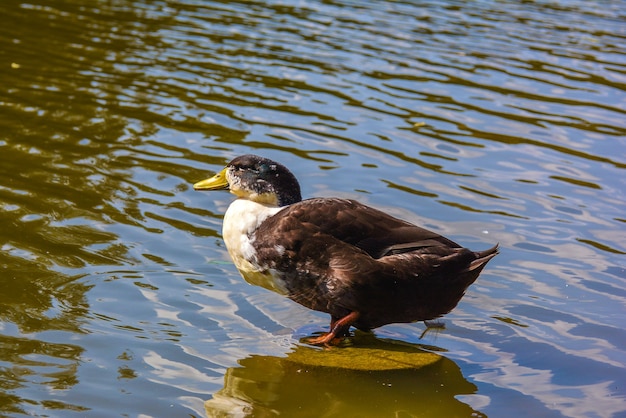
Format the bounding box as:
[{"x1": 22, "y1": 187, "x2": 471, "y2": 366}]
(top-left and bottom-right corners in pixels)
[{"x1": 193, "y1": 154, "x2": 302, "y2": 207}]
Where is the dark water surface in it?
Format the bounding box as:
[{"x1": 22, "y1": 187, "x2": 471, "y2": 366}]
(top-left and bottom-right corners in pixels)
[{"x1": 1, "y1": 0, "x2": 625, "y2": 417}]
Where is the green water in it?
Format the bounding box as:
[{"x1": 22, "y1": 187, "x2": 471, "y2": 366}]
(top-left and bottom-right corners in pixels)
[{"x1": 1, "y1": 0, "x2": 625, "y2": 417}]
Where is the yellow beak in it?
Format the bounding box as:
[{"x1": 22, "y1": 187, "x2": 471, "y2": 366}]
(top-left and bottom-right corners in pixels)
[{"x1": 193, "y1": 167, "x2": 229, "y2": 190}]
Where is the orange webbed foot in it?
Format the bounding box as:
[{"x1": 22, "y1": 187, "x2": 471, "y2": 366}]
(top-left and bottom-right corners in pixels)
[
  {"x1": 304, "y1": 333, "x2": 344, "y2": 346},
  {"x1": 304, "y1": 311, "x2": 360, "y2": 347}
]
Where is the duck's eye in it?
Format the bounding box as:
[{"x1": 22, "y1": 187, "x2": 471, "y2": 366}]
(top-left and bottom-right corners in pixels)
[{"x1": 258, "y1": 163, "x2": 270, "y2": 174}]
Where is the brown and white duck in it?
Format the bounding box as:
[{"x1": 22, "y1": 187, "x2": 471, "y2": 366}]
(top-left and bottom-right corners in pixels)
[{"x1": 194, "y1": 154, "x2": 498, "y2": 345}]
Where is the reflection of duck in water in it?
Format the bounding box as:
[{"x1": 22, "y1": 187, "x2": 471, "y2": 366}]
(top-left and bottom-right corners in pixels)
[
  {"x1": 205, "y1": 334, "x2": 481, "y2": 417},
  {"x1": 194, "y1": 155, "x2": 498, "y2": 345}
]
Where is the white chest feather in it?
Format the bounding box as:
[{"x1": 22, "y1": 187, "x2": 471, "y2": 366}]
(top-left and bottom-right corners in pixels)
[{"x1": 222, "y1": 199, "x2": 286, "y2": 294}]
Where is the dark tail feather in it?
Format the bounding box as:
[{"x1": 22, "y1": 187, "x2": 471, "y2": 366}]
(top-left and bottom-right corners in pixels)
[
  {"x1": 434, "y1": 244, "x2": 499, "y2": 317},
  {"x1": 468, "y1": 244, "x2": 499, "y2": 272}
]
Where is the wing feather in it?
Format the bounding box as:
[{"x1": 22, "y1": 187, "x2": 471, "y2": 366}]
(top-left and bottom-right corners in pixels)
[{"x1": 266, "y1": 198, "x2": 460, "y2": 259}]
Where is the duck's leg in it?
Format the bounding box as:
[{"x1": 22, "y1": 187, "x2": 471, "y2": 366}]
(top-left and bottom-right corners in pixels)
[
  {"x1": 419, "y1": 319, "x2": 446, "y2": 339},
  {"x1": 424, "y1": 319, "x2": 445, "y2": 328},
  {"x1": 306, "y1": 311, "x2": 360, "y2": 346}
]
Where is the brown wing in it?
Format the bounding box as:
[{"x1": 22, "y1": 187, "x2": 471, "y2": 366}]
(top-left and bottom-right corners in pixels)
[{"x1": 262, "y1": 198, "x2": 461, "y2": 259}]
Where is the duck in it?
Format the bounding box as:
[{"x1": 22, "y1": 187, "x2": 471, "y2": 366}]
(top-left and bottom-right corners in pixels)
[{"x1": 194, "y1": 154, "x2": 498, "y2": 345}]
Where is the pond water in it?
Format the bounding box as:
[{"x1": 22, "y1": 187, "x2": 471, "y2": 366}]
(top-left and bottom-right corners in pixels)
[{"x1": 1, "y1": 0, "x2": 625, "y2": 417}]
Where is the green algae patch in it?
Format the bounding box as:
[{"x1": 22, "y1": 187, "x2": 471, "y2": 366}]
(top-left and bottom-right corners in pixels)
[{"x1": 287, "y1": 335, "x2": 441, "y2": 371}]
